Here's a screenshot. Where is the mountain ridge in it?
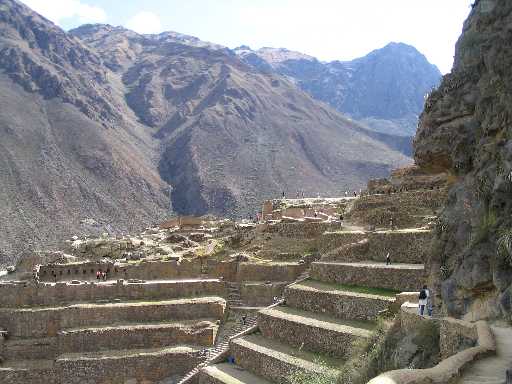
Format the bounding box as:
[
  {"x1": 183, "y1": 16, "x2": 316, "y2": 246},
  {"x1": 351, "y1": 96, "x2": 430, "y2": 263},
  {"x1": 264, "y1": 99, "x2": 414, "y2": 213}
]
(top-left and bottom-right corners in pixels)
[{"x1": 0, "y1": 0, "x2": 433, "y2": 264}]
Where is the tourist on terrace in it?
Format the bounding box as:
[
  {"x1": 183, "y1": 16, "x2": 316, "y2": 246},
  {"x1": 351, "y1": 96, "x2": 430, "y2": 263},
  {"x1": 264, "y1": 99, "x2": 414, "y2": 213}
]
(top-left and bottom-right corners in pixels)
[
  {"x1": 418, "y1": 285, "x2": 430, "y2": 316},
  {"x1": 386, "y1": 252, "x2": 391, "y2": 265}
]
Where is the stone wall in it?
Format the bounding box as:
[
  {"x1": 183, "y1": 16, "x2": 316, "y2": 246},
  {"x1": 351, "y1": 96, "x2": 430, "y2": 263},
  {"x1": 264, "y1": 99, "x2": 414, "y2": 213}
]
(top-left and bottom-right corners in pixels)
[
  {"x1": 311, "y1": 262, "x2": 425, "y2": 292},
  {"x1": 56, "y1": 347, "x2": 201, "y2": 384},
  {"x1": 57, "y1": 321, "x2": 217, "y2": 354},
  {"x1": 0, "y1": 279, "x2": 226, "y2": 308},
  {"x1": 439, "y1": 317, "x2": 478, "y2": 359},
  {"x1": 1, "y1": 337, "x2": 56, "y2": 361},
  {"x1": 240, "y1": 282, "x2": 287, "y2": 306},
  {"x1": 285, "y1": 284, "x2": 394, "y2": 321},
  {"x1": 0, "y1": 366, "x2": 53, "y2": 384},
  {"x1": 399, "y1": 309, "x2": 478, "y2": 360},
  {"x1": 40, "y1": 259, "x2": 203, "y2": 282},
  {"x1": 317, "y1": 231, "x2": 367, "y2": 254},
  {"x1": 207, "y1": 260, "x2": 238, "y2": 281},
  {"x1": 322, "y1": 230, "x2": 432, "y2": 264},
  {"x1": 236, "y1": 262, "x2": 305, "y2": 282},
  {"x1": 0, "y1": 349, "x2": 200, "y2": 384},
  {"x1": 262, "y1": 222, "x2": 341, "y2": 239},
  {"x1": 0, "y1": 298, "x2": 226, "y2": 338},
  {"x1": 346, "y1": 189, "x2": 447, "y2": 229},
  {"x1": 257, "y1": 308, "x2": 367, "y2": 358}
]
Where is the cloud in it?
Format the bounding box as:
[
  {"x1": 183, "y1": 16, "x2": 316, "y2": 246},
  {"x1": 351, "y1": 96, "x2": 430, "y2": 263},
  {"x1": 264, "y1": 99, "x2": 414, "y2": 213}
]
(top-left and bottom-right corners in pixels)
[
  {"x1": 20, "y1": 0, "x2": 107, "y2": 25},
  {"x1": 126, "y1": 11, "x2": 162, "y2": 34}
]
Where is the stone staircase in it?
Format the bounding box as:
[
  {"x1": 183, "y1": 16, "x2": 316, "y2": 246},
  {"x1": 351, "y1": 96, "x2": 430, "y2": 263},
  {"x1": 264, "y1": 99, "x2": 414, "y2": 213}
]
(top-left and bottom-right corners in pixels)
[
  {"x1": 227, "y1": 282, "x2": 243, "y2": 307},
  {"x1": 176, "y1": 311, "x2": 258, "y2": 384},
  {"x1": 198, "y1": 232, "x2": 426, "y2": 384}
]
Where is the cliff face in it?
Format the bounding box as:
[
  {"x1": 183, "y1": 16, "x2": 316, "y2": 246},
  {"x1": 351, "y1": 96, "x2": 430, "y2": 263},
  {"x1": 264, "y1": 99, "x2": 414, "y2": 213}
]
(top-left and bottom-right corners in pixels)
[{"x1": 415, "y1": 0, "x2": 512, "y2": 320}]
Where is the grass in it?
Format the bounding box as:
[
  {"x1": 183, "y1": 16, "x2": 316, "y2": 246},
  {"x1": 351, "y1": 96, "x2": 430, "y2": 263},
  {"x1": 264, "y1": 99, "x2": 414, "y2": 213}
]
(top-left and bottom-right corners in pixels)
[
  {"x1": 302, "y1": 280, "x2": 399, "y2": 297},
  {"x1": 471, "y1": 208, "x2": 497, "y2": 245},
  {"x1": 288, "y1": 360, "x2": 339, "y2": 384}
]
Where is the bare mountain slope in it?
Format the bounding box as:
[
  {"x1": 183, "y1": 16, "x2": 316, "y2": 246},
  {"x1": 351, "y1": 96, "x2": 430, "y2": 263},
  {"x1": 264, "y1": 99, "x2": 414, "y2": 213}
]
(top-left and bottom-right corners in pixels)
[
  {"x1": 0, "y1": 0, "x2": 168, "y2": 264},
  {"x1": 0, "y1": 0, "x2": 411, "y2": 263},
  {"x1": 71, "y1": 25, "x2": 411, "y2": 217}
]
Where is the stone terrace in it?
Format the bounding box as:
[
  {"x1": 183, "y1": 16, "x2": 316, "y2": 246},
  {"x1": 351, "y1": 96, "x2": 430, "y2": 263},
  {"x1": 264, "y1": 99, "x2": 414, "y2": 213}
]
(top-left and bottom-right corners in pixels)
[
  {"x1": 198, "y1": 181, "x2": 443, "y2": 384},
  {"x1": 0, "y1": 174, "x2": 447, "y2": 384},
  {"x1": 0, "y1": 274, "x2": 227, "y2": 384}
]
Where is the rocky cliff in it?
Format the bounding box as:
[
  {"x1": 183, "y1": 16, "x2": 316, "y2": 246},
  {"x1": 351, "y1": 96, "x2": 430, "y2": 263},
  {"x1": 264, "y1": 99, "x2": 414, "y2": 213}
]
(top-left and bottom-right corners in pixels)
[{"x1": 415, "y1": 0, "x2": 512, "y2": 320}]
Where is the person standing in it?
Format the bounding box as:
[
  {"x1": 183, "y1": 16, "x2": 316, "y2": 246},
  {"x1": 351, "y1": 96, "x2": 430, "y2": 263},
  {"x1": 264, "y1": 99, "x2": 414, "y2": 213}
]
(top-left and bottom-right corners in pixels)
[
  {"x1": 418, "y1": 285, "x2": 429, "y2": 316},
  {"x1": 385, "y1": 252, "x2": 391, "y2": 266}
]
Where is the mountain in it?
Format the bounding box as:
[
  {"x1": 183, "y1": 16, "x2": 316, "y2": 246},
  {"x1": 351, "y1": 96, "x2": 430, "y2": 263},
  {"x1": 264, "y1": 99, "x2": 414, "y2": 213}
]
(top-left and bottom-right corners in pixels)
[
  {"x1": 0, "y1": 0, "x2": 411, "y2": 264},
  {"x1": 69, "y1": 23, "x2": 411, "y2": 215},
  {"x1": 235, "y1": 43, "x2": 442, "y2": 137},
  {"x1": 0, "y1": 0, "x2": 169, "y2": 263}
]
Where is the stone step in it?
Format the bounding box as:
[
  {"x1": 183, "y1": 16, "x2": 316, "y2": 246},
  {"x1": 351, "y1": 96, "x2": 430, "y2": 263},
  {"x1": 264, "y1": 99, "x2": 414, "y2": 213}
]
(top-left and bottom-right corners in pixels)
[
  {"x1": 258, "y1": 306, "x2": 372, "y2": 358},
  {"x1": 311, "y1": 262, "x2": 424, "y2": 291},
  {"x1": 230, "y1": 334, "x2": 340, "y2": 384},
  {"x1": 285, "y1": 280, "x2": 395, "y2": 321},
  {"x1": 0, "y1": 297, "x2": 226, "y2": 338},
  {"x1": 56, "y1": 346, "x2": 202, "y2": 383},
  {"x1": 199, "y1": 363, "x2": 273, "y2": 384},
  {"x1": 57, "y1": 319, "x2": 218, "y2": 354}
]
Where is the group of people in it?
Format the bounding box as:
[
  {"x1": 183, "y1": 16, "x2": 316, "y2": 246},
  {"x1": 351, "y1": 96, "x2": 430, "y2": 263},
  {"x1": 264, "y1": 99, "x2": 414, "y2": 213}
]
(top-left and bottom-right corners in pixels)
[{"x1": 96, "y1": 270, "x2": 108, "y2": 281}]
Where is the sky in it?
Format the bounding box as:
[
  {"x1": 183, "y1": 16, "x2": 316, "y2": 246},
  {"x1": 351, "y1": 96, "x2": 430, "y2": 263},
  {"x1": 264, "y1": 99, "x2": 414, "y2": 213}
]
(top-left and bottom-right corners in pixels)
[{"x1": 20, "y1": 0, "x2": 474, "y2": 74}]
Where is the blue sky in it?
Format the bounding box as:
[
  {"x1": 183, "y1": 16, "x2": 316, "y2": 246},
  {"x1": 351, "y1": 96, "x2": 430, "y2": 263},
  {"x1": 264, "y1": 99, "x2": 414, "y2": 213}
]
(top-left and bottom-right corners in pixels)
[{"x1": 21, "y1": 0, "x2": 473, "y2": 73}]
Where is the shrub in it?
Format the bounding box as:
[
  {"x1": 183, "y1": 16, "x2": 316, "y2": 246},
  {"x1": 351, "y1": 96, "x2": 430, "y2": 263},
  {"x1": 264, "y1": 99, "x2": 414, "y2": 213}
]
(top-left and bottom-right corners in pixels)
[{"x1": 497, "y1": 228, "x2": 512, "y2": 265}]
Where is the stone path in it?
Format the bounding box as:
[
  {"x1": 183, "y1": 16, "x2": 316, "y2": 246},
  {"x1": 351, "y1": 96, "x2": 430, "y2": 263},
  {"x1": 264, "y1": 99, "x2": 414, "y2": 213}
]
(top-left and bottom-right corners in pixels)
[
  {"x1": 175, "y1": 310, "x2": 258, "y2": 384},
  {"x1": 458, "y1": 326, "x2": 512, "y2": 384}
]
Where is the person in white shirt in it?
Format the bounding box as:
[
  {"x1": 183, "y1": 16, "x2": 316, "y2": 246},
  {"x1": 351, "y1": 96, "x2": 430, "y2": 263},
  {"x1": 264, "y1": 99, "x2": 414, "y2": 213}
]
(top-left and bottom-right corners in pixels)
[{"x1": 418, "y1": 285, "x2": 430, "y2": 316}]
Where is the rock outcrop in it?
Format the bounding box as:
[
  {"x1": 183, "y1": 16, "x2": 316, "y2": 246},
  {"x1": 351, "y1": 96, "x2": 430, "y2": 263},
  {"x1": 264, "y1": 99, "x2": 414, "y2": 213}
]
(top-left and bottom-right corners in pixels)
[{"x1": 415, "y1": 0, "x2": 512, "y2": 320}]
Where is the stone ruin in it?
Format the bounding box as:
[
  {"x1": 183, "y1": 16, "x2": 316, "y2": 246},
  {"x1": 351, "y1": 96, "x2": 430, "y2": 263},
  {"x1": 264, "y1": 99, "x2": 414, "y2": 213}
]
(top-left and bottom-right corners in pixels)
[{"x1": 2, "y1": 168, "x2": 495, "y2": 384}]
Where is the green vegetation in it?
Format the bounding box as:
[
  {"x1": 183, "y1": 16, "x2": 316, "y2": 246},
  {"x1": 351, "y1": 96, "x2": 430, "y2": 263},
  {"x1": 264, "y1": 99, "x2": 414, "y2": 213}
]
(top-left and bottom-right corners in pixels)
[
  {"x1": 288, "y1": 359, "x2": 338, "y2": 384},
  {"x1": 471, "y1": 208, "x2": 497, "y2": 245},
  {"x1": 305, "y1": 280, "x2": 399, "y2": 297},
  {"x1": 497, "y1": 228, "x2": 512, "y2": 265},
  {"x1": 338, "y1": 318, "x2": 440, "y2": 384}
]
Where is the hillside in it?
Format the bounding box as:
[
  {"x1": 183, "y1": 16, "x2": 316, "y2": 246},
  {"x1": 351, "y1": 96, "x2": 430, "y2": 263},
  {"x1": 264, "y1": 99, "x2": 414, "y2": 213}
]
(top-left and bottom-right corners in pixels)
[
  {"x1": 0, "y1": 0, "x2": 413, "y2": 264},
  {"x1": 0, "y1": 0, "x2": 169, "y2": 264}
]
